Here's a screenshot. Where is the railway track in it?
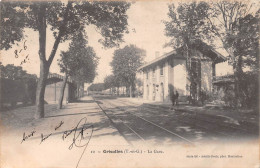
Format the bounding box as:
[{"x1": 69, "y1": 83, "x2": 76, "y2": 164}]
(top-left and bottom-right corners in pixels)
[
  {"x1": 103, "y1": 99, "x2": 228, "y2": 142},
  {"x1": 105, "y1": 98, "x2": 258, "y2": 143},
  {"x1": 93, "y1": 97, "x2": 195, "y2": 146},
  {"x1": 92, "y1": 96, "x2": 257, "y2": 146},
  {"x1": 114, "y1": 98, "x2": 258, "y2": 136}
]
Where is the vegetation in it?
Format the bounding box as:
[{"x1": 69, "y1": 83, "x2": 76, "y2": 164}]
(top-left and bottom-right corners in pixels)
[
  {"x1": 110, "y1": 45, "x2": 145, "y2": 97},
  {"x1": 1, "y1": 1, "x2": 131, "y2": 118},
  {"x1": 58, "y1": 30, "x2": 98, "y2": 109},
  {"x1": 164, "y1": 2, "x2": 212, "y2": 102},
  {"x1": 0, "y1": 63, "x2": 37, "y2": 106},
  {"x1": 164, "y1": 1, "x2": 259, "y2": 107},
  {"x1": 88, "y1": 83, "x2": 105, "y2": 92},
  {"x1": 0, "y1": 63, "x2": 37, "y2": 80},
  {"x1": 104, "y1": 75, "x2": 118, "y2": 95}
]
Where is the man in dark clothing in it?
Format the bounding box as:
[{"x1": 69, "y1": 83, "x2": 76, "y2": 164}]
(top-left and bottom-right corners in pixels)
[
  {"x1": 170, "y1": 91, "x2": 176, "y2": 106},
  {"x1": 175, "y1": 91, "x2": 179, "y2": 105},
  {"x1": 200, "y1": 90, "x2": 206, "y2": 105},
  {"x1": 187, "y1": 95, "x2": 192, "y2": 104}
]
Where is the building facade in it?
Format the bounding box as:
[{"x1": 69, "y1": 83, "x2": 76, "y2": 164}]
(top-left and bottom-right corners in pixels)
[
  {"x1": 45, "y1": 73, "x2": 80, "y2": 104},
  {"x1": 138, "y1": 42, "x2": 226, "y2": 102}
]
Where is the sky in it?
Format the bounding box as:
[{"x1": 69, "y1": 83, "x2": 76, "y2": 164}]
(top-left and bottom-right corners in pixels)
[{"x1": 0, "y1": 1, "x2": 233, "y2": 83}]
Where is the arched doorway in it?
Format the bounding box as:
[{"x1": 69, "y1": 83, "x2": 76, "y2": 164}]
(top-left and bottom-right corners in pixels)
[
  {"x1": 146, "y1": 85, "x2": 149, "y2": 100},
  {"x1": 153, "y1": 84, "x2": 156, "y2": 101},
  {"x1": 160, "y1": 83, "x2": 164, "y2": 101}
]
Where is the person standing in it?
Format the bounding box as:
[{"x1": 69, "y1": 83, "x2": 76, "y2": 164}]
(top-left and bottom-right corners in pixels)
[
  {"x1": 170, "y1": 90, "x2": 176, "y2": 107},
  {"x1": 175, "y1": 91, "x2": 179, "y2": 105}
]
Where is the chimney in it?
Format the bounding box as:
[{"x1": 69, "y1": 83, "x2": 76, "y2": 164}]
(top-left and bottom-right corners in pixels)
[{"x1": 155, "y1": 51, "x2": 160, "y2": 59}]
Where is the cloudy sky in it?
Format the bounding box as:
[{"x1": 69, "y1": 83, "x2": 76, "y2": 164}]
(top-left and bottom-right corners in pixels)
[{"x1": 1, "y1": 1, "x2": 232, "y2": 83}]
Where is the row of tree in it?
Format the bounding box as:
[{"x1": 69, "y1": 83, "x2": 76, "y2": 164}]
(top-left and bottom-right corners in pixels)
[
  {"x1": 88, "y1": 83, "x2": 105, "y2": 92},
  {"x1": 1, "y1": 1, "x2": 131, "y2": 118},
  {"x1": 0, "y1": 63, "x2": 37, "y2": 106},
  {"x1": 104, "y1": 45, "x2": 145, "y2": 97},
  {"x1": 57, "y1": 30, "x2": 98, "y2": 109},
  {"x1": 164, "y1": 1, "x2": 259, "y2": 107},
  {"x1": 0, "y1": 63, "x2": 37, "y2": 80}
]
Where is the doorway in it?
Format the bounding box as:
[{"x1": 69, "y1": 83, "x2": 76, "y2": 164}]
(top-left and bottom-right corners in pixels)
[{"x1": 160, "y1": 83, "x2": 164, "y2": 101}]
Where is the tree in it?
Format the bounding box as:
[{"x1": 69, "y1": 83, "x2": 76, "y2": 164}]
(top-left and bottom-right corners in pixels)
[
  {"x1": 104, "y1": 75, "x2": 115, "y2": 94},
  {"x1": 88, "y1": 83, "x2": 105, "y2": 92},
  {"x1": 202, "y1": 1, "x2": 259, "y2": 107},
  {"x1": 164, "y1": 1, "x2": 259, "y2": 107},
  {"x1": 224, "y1": 14, "x2": 259, "y2": 107},
  {"x1": 1, "y1": 1, "x2": 131, "y2": 118},
  {"x1": 104, "y1": 74, "x2": 122, "y2": 95},
  {"x1": 58, "y1": 31, "x2": 98, "y2": 109},
  {"x1": 164, "y1": 2, "x2": 211, "y2": 102},
  {"x1": 111, "y1": 45, "x2": 145, "y2": 97},
  {"x1": 135, "y1": 78, "x2": 143, "y2": 97},
  {"x1": 0, "y1": 63, "x2": 37, "y2": 80}
]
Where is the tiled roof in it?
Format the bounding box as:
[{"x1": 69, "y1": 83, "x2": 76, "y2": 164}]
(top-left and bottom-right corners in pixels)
[
  {"x1": 138, "y1": 50, "x2": 177, "y2": 71},
  {"x1": 138, "y1": 41, "x2": 226, "y2": 71}
]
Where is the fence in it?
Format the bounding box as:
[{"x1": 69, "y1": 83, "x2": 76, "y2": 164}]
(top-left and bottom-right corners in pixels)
[{"x1": 0, "y1": 78, "x2": 37, "y2": 107}]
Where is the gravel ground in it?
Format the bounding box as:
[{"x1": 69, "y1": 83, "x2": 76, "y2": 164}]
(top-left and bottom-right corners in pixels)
[
  {"x1": 0, "y1": 96, "x2": 129, "y2": 168},
  {"x1": 119, "y1": 97, "x2": 259, "y2": 125}
]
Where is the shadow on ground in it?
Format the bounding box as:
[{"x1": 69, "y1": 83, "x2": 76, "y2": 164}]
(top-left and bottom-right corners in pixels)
[
  {"x1": 1, "y1": 100, "x2": 124, "y2": 143},
  {"x1": 73, "y1": 99, "x2": 96, "y2": 103},
  {"x1": 96, "y1": 98, "x2": 259, "y2": 145}
]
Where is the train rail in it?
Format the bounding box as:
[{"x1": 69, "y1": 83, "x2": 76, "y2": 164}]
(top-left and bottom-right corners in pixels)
[
  {"x1": 93, "y1": 96, "x2": 257, "y2": 146},
  {"x1": 103, "y1": 99, "x2": 224, "y2": 142},
  {"x1": 93, "y1": 97, "x2": 195, "y2": 146},
  {"x1": 114, "y1": 98, "x2": 257, "y2": 136},
  {"x1": 94, "y1": 98, "x2": 145, "y2": 146}
]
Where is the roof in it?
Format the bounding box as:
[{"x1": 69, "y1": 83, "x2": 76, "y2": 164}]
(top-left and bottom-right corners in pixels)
[
  {"x1": 138, "y1": 41, "x2": 226, "y2": 71},
  {"x1": 138, "y1": 50, "x2": 177, "y2": 71},
  {"x1": 192, "y1": 40, "x2": 227, "y2": 63},
  {"x1": 213, "y1": 75, "x2": 235, "y2": 85},
  {"x1": 46, "y1": 73, "x2": 73, "y2": 85}
]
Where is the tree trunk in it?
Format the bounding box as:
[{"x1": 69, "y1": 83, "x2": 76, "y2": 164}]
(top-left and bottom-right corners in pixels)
[
  {"x1": 77, "y1": 85, "x2": 79, "y2": 98},
  {"x1": 35, "y1": 5, "x2": 48, "y2": 119},
  {"x1": 34, "y1": 2, "x2": 72, "y2": 119},
  {"x1": 58, "y1": 73, "x2": 68, "y2": 109},
  {"x1": 35, "y1": 62, "x2": 49, "y2": 119},
  {"x1": 129, "y1": 85, "x2": 132, "y2": 98},
  {"x1": 233, "y1": 54, "x2": 244, "y2": 108},
  {"x1": 233, "y1": 70, "x2": 239, "y2": 108}
]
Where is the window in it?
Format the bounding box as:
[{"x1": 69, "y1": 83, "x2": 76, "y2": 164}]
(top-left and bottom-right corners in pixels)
[
  {"x1": 160, "y1": 65, "x2": 164, "y2": 76},
  {"x1": 152, "y1": 68, "x2": 155, "y2": 78}
]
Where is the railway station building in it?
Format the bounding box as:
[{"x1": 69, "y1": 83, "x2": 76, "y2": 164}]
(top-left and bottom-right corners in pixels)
[
  {"x1": 45, "y1": 73, "x2": 84, "y2": 104},
  {"x1": 138, "y1": 40, "x2": 226, "y2": 102}
]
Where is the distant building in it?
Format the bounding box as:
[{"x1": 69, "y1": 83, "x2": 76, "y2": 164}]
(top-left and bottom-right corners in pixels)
[
  {"x1": 138, "y1": 41, "x2": 226, "y2": 102},
  {"x1": 45, "y1": 73, "x2": 82, "y2": 104}
]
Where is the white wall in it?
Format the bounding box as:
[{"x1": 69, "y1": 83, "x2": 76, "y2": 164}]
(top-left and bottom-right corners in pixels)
[
  {"x1": 173, "y1": 59, "x2": 187, "y2": 96},
  {"x1": 142, "y1": 62, "x2": 170, "y2": 102},
  {"x1": 45, "y1": 81, "x2": 69, "y2": 104},
  {"x1": 164, "y1": 62, "x2": 169, "y2": 101},
  {"x1": 216, "y1": 61, "x2": 233, "y2": 76},
  {"x1": 143, "y1": 71, "x2": 148, "y2": 99}
]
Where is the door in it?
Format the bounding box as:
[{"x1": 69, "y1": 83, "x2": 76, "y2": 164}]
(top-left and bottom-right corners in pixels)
[
  {"x1": 153, "y1": 84, "x2": 156, "y2": 101},
  {"x1": 160, "y1": 83, "x2": 164, "y2": 101}
]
